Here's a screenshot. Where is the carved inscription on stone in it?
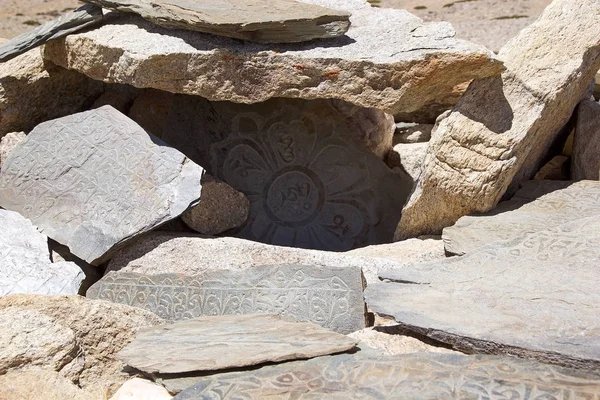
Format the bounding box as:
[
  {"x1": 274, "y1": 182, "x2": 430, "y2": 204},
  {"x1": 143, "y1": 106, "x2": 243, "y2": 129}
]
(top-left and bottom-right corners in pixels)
[
  {"x1": 0, "y1": 106, "x2": 204, "y2": 264},
  {"x1": 87, "y1": 264, "x2": 366, "y2": 334}
]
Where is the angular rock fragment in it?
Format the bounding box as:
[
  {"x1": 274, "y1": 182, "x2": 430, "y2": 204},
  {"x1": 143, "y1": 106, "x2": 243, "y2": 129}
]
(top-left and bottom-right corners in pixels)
[
  {"x1": 394, "y1": 123, "x2": 434, "y2": 144},
  {"x1": 0, "y1": 106, "x2": 204, "y2": 264},
  {"x1": 348, "y1": 327, "x2": 458, "y2": 356},
  {"x1": 533, "y1": 155, "x2": 570, "y2": 180},
  {"x1": 387, "y1": 142, "x2": 428, "y2": 181},
  {"x1": 370, "y1": 215, "x2": 600, "y2": 370},
  {"x1": 88, "y1": 264, "x2": 367, "y2": 334},
  {"x1": 110, "y1": 378, "x2": 173, "y2": 400},
  {"x1": 0, "y1": 131, "x2": 25, "y2": 170},
  {"x1": 573, "y1": 99, "x2": 600, "y2": 180},
  {"x1": 43, "y1": 0, "x2": 502, "y2": 119},
  {"x1": 397, "y1": 0, "x2": 600, "y2": 238}
]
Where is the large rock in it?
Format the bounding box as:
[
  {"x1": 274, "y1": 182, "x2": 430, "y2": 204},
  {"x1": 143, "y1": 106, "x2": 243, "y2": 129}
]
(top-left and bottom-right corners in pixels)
[
  {"x1": 0, "y1": 131, "x2": 25, "y2": 170},
  {"x1": 88, "y1": 264, "x2": 367, "y2": 334},
  {"x1": 82, "y1": 0, "x2": 350, "y2": 43},
  {"x1": 370, "y1": 215, "x2": 600, "y2": 370},
  {"x1": 573, "y1": 99, "x2": 600, "y2": 180},
  {"x1": 0, "y1": 209, "x2": 85, "y2": 296},
  {"x1": 0, "y1": 369, "x2": 102, "y2": 400},
  {"x1": 43, "y1": 0, "x2": 502, "y2": 120},
  {"x1": 442, "y1": 180, "x2": 600, "y2": 255},
  {"x1": 110, "y1": 378, "x2": 173, "y2": 400},
  {"x1": 0, "y1": 294, "x2": 163, "y2": 394},
  {"x1": 396, "y1": 0, "x2": 600, "y2": 238},
  {"x1": 0, "y1": 106, "x2": 204, "y2": 265}
]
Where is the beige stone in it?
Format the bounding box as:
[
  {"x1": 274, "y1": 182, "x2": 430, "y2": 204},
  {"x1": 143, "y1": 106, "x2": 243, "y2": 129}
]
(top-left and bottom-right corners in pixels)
[
  {"x1": 396, "y1": 0, "x2": 600, "y2": 238},
  {"x1": 110, "y1": 378, "x2": 172, "y2": 400},
  {"x1": 0, "y1": 131, "x2": 25, "y2": 170},
  {"x1": 533, "y1": 155, "x2": 570, "y2": 180},
  {"x1": 573, "y1": 99, "x2": 600, "y2": 180},
  {"x1": 348, "y1": 328, "x2": 458, "y2": 356},
  {"x1": 394, "y1": 123, "x2": 434, "y2": 144},
  {"x1": 387, "y1": 142, "x2": 428, "y2": 182},
  {"x1": 127, "y1": 89, "x2": 174, "y2": 137},
  {"x1": 0, "y1": 369, "x2": 103, "y2": 400},
  {"x1": 346, "y1": 235, "x2": 445, "y2": 265}
]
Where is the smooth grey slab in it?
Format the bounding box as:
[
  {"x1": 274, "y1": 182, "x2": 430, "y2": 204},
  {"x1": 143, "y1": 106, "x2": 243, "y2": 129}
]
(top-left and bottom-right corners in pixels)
[
  {"x1": 118, "y1": 313, "x2": 357, "y2": 374},
  {"x1": 81, "y1": 0, "x2": 350, "y2": 43},
  {"x1": 87, "y1": 264, "x2": 366, "y2": 334},
  {"x1": 442, "y1": 180, "x2": 600, "y2": 255},
  {"x1": 173, "y1": 352, "x2": 600, "y2": 399},
  {"x1": 0, "y1": 5, "x2": 103, "y2": 63},
  {"x1": 0, "y1": 106, "x2": 204, "y2": 265},
  {"x1": 370, "y1": 215, "x2": 600, "y2": 370}
]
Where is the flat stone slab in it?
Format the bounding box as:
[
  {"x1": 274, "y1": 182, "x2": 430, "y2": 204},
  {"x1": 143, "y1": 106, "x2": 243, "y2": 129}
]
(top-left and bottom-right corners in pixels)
[
  {"x1": 0, "y1": 209, "x2": 84, "y2": 295},
  {"x1": 82, "y1": 0, "x2": 350, "y2": 44},
  {"x1": 0, "y1": 106, "x2": 203, "y2": 264},
  {"x1": 118, "y1": 313, "x2": 357, "y2": 374},
  {"x1": 43, "y1": 0, "x2": 502, "y2": 118},
  {"x1": 172, "y1": 352, "x2": 600, "y2": 399},
  {"x1": 443, "y1": 180, "x2": 600, "y2": 255},
  {"x1": 88, "y1": 264, "x2": 366, "y2": 334},
  {"x1": 369, "y1": 215, "x2": 600, "y2": 370}
]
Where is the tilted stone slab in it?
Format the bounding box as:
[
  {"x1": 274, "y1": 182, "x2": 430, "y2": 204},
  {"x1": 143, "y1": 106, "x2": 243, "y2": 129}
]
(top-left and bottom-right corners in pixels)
[
  {"x1": 370, "y1": 215, "x2": 600, "y2": 370},
  {"x1": 87, "y1": 264, "x2": 366, "y2": 334},
  {"x1": 0, "y1": 5, "x2": 103, "y2": 63},
  {"x1": 172, "y1": 352, "x2": 600, "y2": 399},
  {"x1": 443, "y1": 180, "x2": 600, "y2": 255},
  {"x1": 0, "y1": 209, "x2": 84, "y2": 295},
  {"x1": 0, "y1": 106, "x2": 203, "y2": 264},
  {"x1": 118, "y1": 313, "x2": 358, "y2": 374},
  {"x1": 43, "y1": 0, "x2": 502, "y2": 119},
  {"x1": 81, "y1": 0, "x2": 350, "y2": 44}
]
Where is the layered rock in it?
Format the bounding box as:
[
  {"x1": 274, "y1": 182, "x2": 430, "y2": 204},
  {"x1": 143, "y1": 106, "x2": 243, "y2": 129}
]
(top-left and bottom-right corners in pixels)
[{"x1": 573, "y1": 99, "x2": 600, "y2": 180}]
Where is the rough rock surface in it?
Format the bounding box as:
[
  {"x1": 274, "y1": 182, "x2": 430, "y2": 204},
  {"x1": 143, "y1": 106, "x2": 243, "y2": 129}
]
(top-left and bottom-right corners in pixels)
[
  {"x1": 348, "y1": 328, "x2": 458, "y2": 356},
  {"x1": 0, "y1": 106, "x2": 204, "y2": 264},
  {"x1": 573, "y1": 99, "x2": 600, "y2": 180},
  {"x1": 387, "y1": 142, "x2": 428, "y2": 181},
  {"x1": 371, "y1": 215, "x2": 600, "y2": 370},
  {"x1": 0, "y1": 369, "x2": 103, "y2": 400},
  {"x1": 43, "y1": 0, "x2": 502, "y2": 119},
  {"x1": 0, "y1": 294, "x2": 163, "y2": 394},
  {"x1": 394, "y1": 123, "x2": 434, "y2": 143},
  {"x1": 345, "y1": 235, "x2": 445, "y2": 265},
  {"x1": 110, "y1": 378, "x2": 173, "y2": 400},
  {"x1": 127, "y1": 89, "x2": 173, "y2": 138},
  {"x1": 0, "y1": 131, "x2": 25, "y2": 170},
  {"x1": 396, "y1": 0, "x2": 600, "y2": 238},
  {"x1": 533, "y1": 155, "x2": 570, "y2": 180}
]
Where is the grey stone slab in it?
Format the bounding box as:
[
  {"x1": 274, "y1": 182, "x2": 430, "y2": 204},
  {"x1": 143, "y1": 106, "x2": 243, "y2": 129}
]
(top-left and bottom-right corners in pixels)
[
  {"x1": 82, "y1": 0, "x2": 350, "y2": 44},
  {"x1": 442, "y1": 180, "x2": 600, "y2": 255},
  {"x1": 118, "y1": 313, "x2": 357, "y2": 374},
  {"x1": 87, "y1": 264, "x2": 366, "y2": 334},
  {"x1": 0, "y1": 106, "x2": 204, "y2": 265},
  {"x1": 172, "y1": 352, "x2": 600, "y2": 399},
  {"x1": 370, "y1": 215, "x2": 600, "y2": 370},
  {"x1": 0, "y1": 5, "x2": 103, "y2": 63},
  {"x1": 0, "y1": 209, "x2": 84, "y2": 295},
  {"x1": 573, "y1": 99, "x2": 600, "y2": 180}
]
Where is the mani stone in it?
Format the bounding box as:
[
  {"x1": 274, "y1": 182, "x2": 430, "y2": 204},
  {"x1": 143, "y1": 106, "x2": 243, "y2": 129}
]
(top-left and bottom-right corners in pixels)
[
  {"x1": 162, "y1": 96, "x2": 411, "y2": 251},
  {"x1": 42, "y1": 0, "x2": 502, "y2": 121},
  {"x1": 369, "y1": 215, "x2": 600, "y2": 370},
  {"x1": 0, "y1": 209, "x2": 84, "y2": 296},
  {"x1": 573, "y1": 99, "x2": 600, "y2": 180},
  {"x1": 0, "y1": 106, "x2": 204, "y2": 265},
  {"x1": 173, "y1": 352, "x2": 600, "y2": 399},
  {"x1": 442, "y1": 180, "x2": 600, "y2": 255},
  {"x1": 396, "y1": 0, "x2": 600, "y2": 239},
  {"x1": 118, "y1": 313, "x2": 358, "y2": 375},
  {"x1": 81, "y1": 0, "x2": 350, "y2": 44},
  {"x1": 87, "y1": 264, "x2": 367, "y2": 334}
]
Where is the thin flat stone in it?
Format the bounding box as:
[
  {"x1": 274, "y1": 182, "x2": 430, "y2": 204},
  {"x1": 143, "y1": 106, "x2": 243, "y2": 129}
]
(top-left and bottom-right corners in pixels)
[
  {"x1": 0, "y1": 106, "x2": 203, "y2": 265},
  {"x1": 370, "y1": 215, "x2": 600, "y2": 370},
  {"x1": 172, "y1": 352, "x2": 600, "y2": 399},
  {"x1": 87, "y1": 264, "x2": 366, "y2": 334},
  {"x1": 81, "y1": 0, "x2": 350, "y2": 44},
  {"x1": 0, "y1": 5, "x2": 103, "y2": 63},
  {"x1": 118, "y1": 313, "x2": 358, "y2": 374},
  {"x1": 442, "y1": 180, "x2": 600, "y2": 255}
]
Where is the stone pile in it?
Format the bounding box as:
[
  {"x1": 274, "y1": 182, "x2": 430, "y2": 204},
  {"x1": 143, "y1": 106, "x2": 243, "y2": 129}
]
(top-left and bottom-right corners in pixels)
[{"x1": 0, "y1": 0, "x2": 599, "y2": 398}]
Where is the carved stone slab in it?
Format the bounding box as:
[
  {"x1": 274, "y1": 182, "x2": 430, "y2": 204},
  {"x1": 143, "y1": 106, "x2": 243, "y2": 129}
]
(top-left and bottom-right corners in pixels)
[
  {"x1": 172, "y1": 352, "x2": 600, "y2": 399},
  {"x1": 370, "y1": 215, "x2": 600, "y2": 370},
  {"x1": 0, "y1": 5, "x2": 103, "y2": 63},
  {"x1": 442, "y1": 180, "x2": 600, "y2": 255},
  {"x1": 0, "y1": 209, "x2": 84, "y2": 295},
  {"x1": 118, "y1": 313, "x2": 357, "y2": 374},
  {"x1": 0, "y1": 106, "x2": 204, "y2": 264},
  {"x1": 87, "y1": 264, "x2": 366, "y2": 334},
  {"x1": 163, "y1": 96, "x2": 412, "y2": 251},
  {"x1": 81, "y1": 0, "x2": 350, "y2": 44}
]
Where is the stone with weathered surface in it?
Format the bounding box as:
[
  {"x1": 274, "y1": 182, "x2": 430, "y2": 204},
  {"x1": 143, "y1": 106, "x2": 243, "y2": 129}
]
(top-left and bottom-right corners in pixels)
[
  {"x1": 443, "y1": 180, "x2": 600, "y2": 255},
  {"x1": 348, "y1": 327, "x2": 458, "y2": 356},
  {"x1": 371, "y1": 215, "x2": 600, "y2": 370},
  {"x1": 173, "y1": 352, "x2": 600, "y2": 399},
  {"x1": 387, "y1": 142, "x2": 428, "y2": 182},
  {"x1": 0, "y1": 4, "x2": 103, "y2": 63},
  {"x1": 163, "y1": 96, "x2": 410, "y2": 251},
  {"x1": 533, "y1": 155, "x2": 570, "y2": 180},
  {"x1": 396, "y1": 0, "x2": 600, "y2": 239},
  {"x1": 0, "y1": 131, "x2": 25, "y2": 170},
  {"x1": 88, "y1": 264, "x2": 366, "y2": 334},
  {"x1": 0, "y1": 369, "x2": 102, "y2": 400},
  {"x1": 0, "y1": 209, "x2": 85, "y2": 296},
  {"x1": 573, "y1": 99, "x2": 600, "y2": 180},
  {"x1": 110, "y1": 378, "x2": 173, "y2": 400},
  {"x1": 128, "y1": 89, "x2": 174, "y2": 138},
  {"x1": 394, "y1": 123, "x2": 434, "y2": 144},
  {"x1": 44, "y1": 0, "x2": 502, "y2": 121},
  {"x1": 119, "y1": 313, "x2": 357, "y2": 375},
  {"x1": 0, "y1": 106, "x2": 204, "y2": 265}
]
